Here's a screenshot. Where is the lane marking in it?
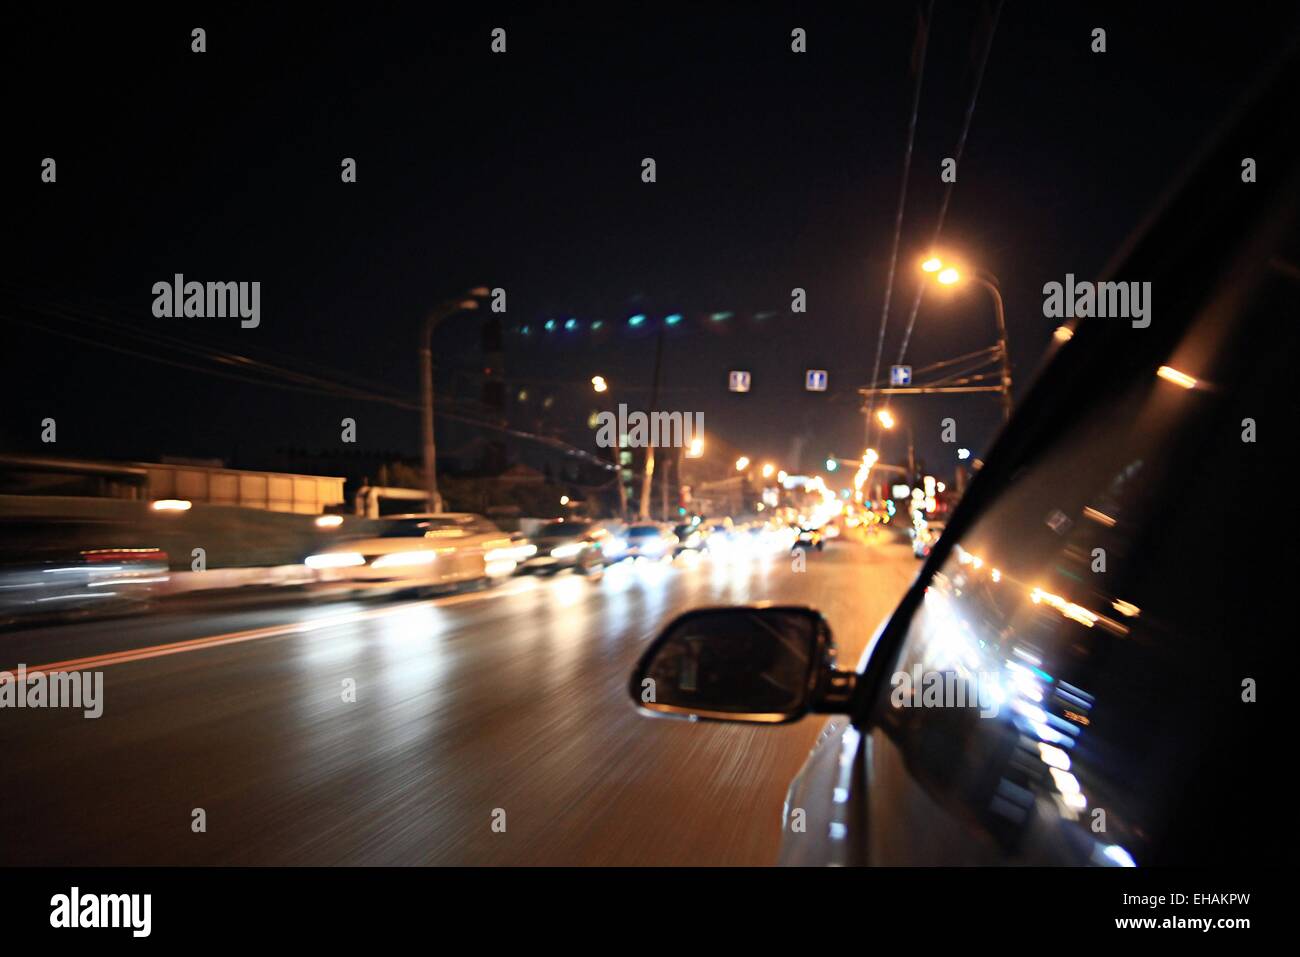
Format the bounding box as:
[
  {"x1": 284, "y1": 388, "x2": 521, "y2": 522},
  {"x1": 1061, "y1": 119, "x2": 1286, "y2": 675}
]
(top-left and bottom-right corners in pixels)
[{"x1": 0, "y1": 579, "x2": 541, "y2": 679}]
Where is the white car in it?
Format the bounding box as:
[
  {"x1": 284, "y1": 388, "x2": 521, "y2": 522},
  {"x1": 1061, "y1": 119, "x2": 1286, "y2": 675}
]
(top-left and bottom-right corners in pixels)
[
  {"x1": 912, "y1": 521, "x2": 945, "y2": 559},
  {"x1": 304, "y1": 513, "x2": 522, "y2": 594},
  {"x1": 606, "y1": 523, "x2": 679, "y2": 562}
]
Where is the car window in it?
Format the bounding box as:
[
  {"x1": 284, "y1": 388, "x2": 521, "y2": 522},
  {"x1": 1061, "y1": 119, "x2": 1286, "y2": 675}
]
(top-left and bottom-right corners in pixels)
[
  {"x1": 537, "y1": 523, "x2": 590, "y2": 540},
  {"x1": 379, "y1": 517, "x2": 463, "y2": 538},
  {"x1": 863, "y1": 180, "x2": 1297, "y2": 866}
]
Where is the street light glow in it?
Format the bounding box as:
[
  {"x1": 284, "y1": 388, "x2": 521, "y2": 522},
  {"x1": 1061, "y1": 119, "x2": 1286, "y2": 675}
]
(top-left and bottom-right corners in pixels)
[
  {"x1": 937, "y1": 267, "x2": 961, "y2": 285},
  {"x1": 876, "y1": 409, "x2": 896, "y2": 429},
  {"x1": 735, "y1": 456, "x2": 750, "y2": 471},
  {"x1": 591, "y1": 375, "x2": 608, "y2": 393},
  {"x1": 686, "y1": 437, "x2": 704, "y2": 458},
  {"x1": 1156, "y1": 365, "x2": 1197, "y2": 390},
  {"x1": 761, "y1": 463, "x2": 775, "y2": 479},
  {"x1": 921, "y1": 256, "x2": 943, "y2": 273}
]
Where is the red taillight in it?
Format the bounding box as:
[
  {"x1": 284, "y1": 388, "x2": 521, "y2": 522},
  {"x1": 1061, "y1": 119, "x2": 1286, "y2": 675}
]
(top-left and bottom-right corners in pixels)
[{"x1": 81, "y1": 547, "x2": 168, "y2": 564}]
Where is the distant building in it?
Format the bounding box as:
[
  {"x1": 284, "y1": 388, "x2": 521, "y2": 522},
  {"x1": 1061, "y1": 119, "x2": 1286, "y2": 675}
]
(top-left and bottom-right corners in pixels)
[{"x1": 0, "y1": 454, "x2": 344, "y2": 515}]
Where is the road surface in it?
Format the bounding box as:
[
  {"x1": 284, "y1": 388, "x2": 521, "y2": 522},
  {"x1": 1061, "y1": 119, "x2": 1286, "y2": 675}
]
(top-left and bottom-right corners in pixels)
[{"x1": 0, "y1": 532, "x2": 916, "y2": 865}]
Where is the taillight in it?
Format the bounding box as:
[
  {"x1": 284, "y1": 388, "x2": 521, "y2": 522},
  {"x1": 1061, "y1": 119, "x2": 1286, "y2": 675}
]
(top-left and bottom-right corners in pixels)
[{"x1": 81, "y1": 547, "x2": 168, "y2": 565}]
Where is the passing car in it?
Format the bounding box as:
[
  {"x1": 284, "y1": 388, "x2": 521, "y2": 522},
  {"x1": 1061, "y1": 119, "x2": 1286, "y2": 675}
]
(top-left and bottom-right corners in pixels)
[
  {"x1": 607, "y1": 523, "x2": 678, "y2": 562},
  {"x1": 628, "y1": 53, "x2": 1293, "y2": 867},
  {"x1": 792, "y1": 526, "x2": 824, "y2": 552},
  {"x1": 520, "y1": 520, "x2": 606, "y2": 575},
  {"x1": 911, "y1": 521, "x2": 944, "y2": 559},
  {"x1": 672, "y1": 522, "x2": 708, "y2": 554},
  {"x1": 0, "y1": 520, "x2": 169, "y2": 627},
  {"x1": 304, "y1": 512, "x2": 517, "y2": 595}
]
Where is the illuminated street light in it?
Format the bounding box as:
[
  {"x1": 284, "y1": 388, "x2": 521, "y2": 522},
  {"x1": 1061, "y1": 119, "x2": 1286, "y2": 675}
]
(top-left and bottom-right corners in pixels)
[
  {"x1": 1156, "y1": 365, "x2": 1197, "y2": 390},
  {"x1": 920, "y1": 256, "x2": 1013, "y2": 423},
  {"x1": 735, "y1": 456, "x2": 750, "y2": 471},
  {"x1": 560, "y1": 495, "x2": 570, "y2": 506},
  {"x1": 761, "y1": 463, "x2": 775, "y2": 479},
  {"x1": 876, "y1": 409, "x2": 896, "y2": 430},
  {"x1": 591, "y1": 375, "x2": 608, "y2": 393},
  {"x1": 686, "y1": 437, "x2": 704, "y2": 458}
]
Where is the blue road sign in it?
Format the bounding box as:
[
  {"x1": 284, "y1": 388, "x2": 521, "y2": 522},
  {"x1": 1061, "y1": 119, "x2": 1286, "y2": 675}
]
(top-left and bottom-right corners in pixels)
[
  {"x1": 806, "y1": 369, "x2": 828, "y2": 392},
  {"x1": 890, "y1": 365, "x2": 912, "y2": 386}
]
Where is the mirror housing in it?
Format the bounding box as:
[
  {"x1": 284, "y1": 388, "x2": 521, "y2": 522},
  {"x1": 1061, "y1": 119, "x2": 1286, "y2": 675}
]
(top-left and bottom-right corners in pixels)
[{"x1": 628, "y1": 605, "x2": 854, "y2": 724}]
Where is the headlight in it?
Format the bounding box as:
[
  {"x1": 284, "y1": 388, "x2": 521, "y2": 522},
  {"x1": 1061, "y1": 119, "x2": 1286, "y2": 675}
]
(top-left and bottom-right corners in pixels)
[
  {"x1": 550, "y1": 543, "x2": 583, "y2": 559},
  {"x1": 603, "y1": 538, "x2": 627, "y2": 554},
  {"x1": 371, "y1": 550, "x2": 438, "y2": 569},
  {"x1": 305, "y1": 552, "x2": 365, "y2": 569}
]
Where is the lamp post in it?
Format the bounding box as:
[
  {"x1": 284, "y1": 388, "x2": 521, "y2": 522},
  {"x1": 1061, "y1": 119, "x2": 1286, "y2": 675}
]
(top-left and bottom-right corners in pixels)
[
  {"x1": 924, "y1": 257, "x2": 1013, "y2": 423},
  {"x1": 421, "y1": 288, "x2": 489, "y2": 513},
  {"x1": 593, "y1": 375, "x2": 628, "y2": 518}
]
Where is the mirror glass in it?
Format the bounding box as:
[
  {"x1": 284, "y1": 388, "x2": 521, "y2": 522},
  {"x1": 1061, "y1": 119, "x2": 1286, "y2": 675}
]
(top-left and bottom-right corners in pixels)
[{"x1": 634, "y1": 607, "x2": 823, "y2": 722}]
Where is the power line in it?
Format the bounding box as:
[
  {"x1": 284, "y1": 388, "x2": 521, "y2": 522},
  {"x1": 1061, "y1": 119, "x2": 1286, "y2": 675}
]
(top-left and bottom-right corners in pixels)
[{"x1": 865, "y1": 0, "x2": 936, "y2": 443}]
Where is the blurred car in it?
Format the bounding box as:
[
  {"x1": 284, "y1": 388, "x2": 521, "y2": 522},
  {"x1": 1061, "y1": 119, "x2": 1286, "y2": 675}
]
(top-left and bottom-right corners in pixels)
[
  {"x1": 672, "y1": 522, "x2": 708, "y2": 554},
  {"x1": 701, "y1": 518, "x2": 736, "y2": 553},
  {"x1": 792, "y1": 526, "x2": 824, "y2": 551},
  {"x1": 520, "y1": 520, "x2": 606, "y2": 575},
  {"x1": 0, "y1": 519, "x2": 169, "y2": 626},
  {"x1": 911, "y1": 521, "x2": 944, "y2": 559},
  {"x1": 607, "y1": 523, "x2": 678, "y2": 562},
  {"x1": 304, "y1": 513, "x2": 517, "y2": 595},
  {"x1": 628, "y1": 53, "x2": 1294, "y2": 867}
]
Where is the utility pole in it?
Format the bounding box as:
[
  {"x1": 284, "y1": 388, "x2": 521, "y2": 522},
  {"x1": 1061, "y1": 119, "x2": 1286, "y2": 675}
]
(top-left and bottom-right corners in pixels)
[
  {"x1": 420, "y1": 288, "x2": 489, "y2": 513},
  {"x1": 971, "y1": 271, "x2": 1013, "y2": 424},
  {"x1": 639, "y1": 323, "x2": 666, "y2": 521}
]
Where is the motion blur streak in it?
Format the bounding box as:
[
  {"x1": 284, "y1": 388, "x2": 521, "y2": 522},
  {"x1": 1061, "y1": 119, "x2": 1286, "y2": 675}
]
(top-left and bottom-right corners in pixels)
[{"x1": 0, "y1": 531, "x2": 915, "y2": 865}]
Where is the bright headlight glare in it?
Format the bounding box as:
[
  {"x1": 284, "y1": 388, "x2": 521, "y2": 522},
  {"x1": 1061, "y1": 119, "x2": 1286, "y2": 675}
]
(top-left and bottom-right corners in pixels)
[
  {"x1": 305, "y1": 552, "x2": 365, "y2": 569},
  {"x1": 551, "y1": 543, "x2": 583, "y2": 559},
  {"x1": 371, "y1": 550, "x2": 438, "y2": 569}
]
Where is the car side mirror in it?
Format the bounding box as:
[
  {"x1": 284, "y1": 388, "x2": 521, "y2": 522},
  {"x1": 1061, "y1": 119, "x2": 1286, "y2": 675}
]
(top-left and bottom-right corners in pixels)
[{"x1": 628, "y1": 605, "x2": 855, "y2": 724}]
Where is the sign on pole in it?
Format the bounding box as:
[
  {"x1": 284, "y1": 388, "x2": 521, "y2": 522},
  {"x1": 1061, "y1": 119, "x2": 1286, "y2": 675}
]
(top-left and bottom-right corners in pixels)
[
  {"x1": 890, "y1": 365, "x2": 912, "y2": 387},
  {"x1": 805, "y1": 369, "x2": 828, "y2": 392},
  {"x1": 728, "y1": 370, "x2": 751, "y2": 393}
]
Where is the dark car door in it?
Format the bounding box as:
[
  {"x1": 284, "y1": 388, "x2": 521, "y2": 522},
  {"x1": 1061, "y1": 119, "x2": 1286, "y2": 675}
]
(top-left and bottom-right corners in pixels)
[{"x1": 783, "y1": 53, "x2": 1296, "y2": 866}]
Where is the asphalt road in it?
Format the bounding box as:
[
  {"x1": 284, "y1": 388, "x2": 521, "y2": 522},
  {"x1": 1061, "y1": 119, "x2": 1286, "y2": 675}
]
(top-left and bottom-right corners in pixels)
[{"x1": 0, "y1": 531, "x2": 917, "y2": 865}]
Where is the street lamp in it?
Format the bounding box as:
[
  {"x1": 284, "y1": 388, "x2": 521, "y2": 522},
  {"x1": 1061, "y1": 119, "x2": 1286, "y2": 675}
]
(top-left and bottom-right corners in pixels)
[
  {"x1": 735, "y1": 456, "x2": 750, "y2": 471},
  {"x1": 761, "y1": 463, "x2": 775, "y2": 479},
  {"x1": 686, "y1": 437, "x2": 704, "y2": 458},
  {"x1": 421, "y1": 287, "x2": 490, "y2": 513},
  {"x1": 876, "y1": 409, "x2": 896, "y2": 430},
  {"x1": 922, "y1": 255, "x2": 1013, "y2": 423},
  {"x1": 592, "y1": 374, "x2": 627, "y2": 517}
]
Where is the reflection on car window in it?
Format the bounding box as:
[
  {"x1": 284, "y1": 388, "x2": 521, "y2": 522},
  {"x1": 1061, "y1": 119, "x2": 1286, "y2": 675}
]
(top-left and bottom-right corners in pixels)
[{"x1": 867, "y1": 220, "x2": 1297, "y2": 866}]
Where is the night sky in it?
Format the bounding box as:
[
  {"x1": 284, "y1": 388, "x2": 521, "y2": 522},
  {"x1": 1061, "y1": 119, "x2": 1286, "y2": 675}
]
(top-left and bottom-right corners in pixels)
[{"x1": 5, "y1": 4, "x2": 1297, "y2": 482}]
